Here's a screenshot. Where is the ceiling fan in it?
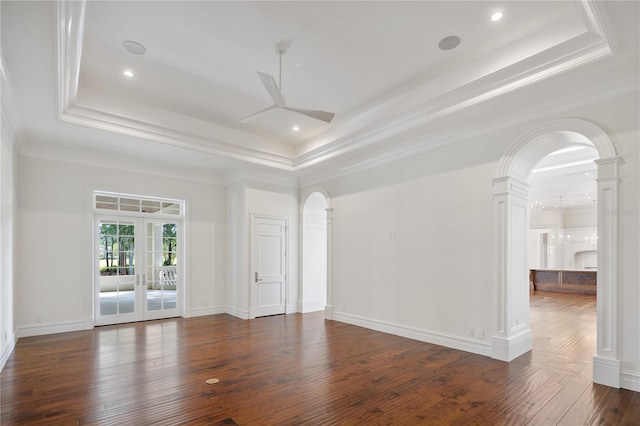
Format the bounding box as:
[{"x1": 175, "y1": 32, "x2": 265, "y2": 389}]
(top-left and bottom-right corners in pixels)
[{"x1": 241, "y1": 45, "x2": 335, "y2": 124}]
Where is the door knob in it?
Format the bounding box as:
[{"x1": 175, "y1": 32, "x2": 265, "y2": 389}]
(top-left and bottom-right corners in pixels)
[{"x1": 255, "y1": 272, "x2": 262, "y2": 283}]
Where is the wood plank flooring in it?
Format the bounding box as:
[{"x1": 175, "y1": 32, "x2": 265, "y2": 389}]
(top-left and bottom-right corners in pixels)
[{"x1": 1, "y1": 291, "x2": 638, "y2": 425}]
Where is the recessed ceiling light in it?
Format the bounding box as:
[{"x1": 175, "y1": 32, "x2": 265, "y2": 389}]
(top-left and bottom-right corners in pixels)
[
  {"x1": 438, "y1": 35, "x2": 461, "y2": 51},
  {"x1": 292, "y1": 125, "x2": 300, "y2": 132},
  {"x1": 123, "y1": 40, "x2": 146, "y2": 55},
  {"x1": 491, "y1": 12, "x2": 503, "y2": 22},
  {"x1": 123, "y1": 70, "x2": 134, "y2": 78}
]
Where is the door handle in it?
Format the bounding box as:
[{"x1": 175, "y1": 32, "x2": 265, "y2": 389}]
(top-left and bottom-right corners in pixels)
[{"x1": 255, "y1": 272, "x2": 262, "y2": 283}]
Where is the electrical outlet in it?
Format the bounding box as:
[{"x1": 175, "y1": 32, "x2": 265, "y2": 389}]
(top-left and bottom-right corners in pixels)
[
  {"x1": 467, "y1": 327, "x2": 474, "y2": 337},
  {"x1": 474, "y1": 329, "x2": 484, "y2": 339}
]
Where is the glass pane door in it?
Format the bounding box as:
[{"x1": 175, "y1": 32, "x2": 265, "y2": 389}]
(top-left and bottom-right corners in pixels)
[
  {"x1": 97, "y1": 218, "x2": 138, "y2": 324},
  {"x1": 95, "y1": 217, "x2": 181, "y2": 325},
  {"x1": 144, "y1": 221, "x2": 180, "y2": 319}
]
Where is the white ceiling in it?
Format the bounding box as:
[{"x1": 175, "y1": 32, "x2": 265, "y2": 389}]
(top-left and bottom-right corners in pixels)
[
  {"x1": 77, "y1": 0, "x2": 585, "y2": 145},
  {"x1": 529, "y1": 146, "x2": 598, "y2": 208},
  {"x1": 1, "y1": 1, "x2": 638, "y2": 184}
]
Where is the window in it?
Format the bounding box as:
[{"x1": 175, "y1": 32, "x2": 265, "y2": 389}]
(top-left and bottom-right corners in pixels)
[{"x1": 94, "y1": 192, "x2": 183, "y2": 216}]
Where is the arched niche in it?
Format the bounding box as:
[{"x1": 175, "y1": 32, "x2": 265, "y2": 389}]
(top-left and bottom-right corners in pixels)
[{"x1": 299, "y1": 188, "x2": 333, "y2": 318}]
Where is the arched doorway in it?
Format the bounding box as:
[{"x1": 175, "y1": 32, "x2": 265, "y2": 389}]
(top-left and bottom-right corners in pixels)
[
  {"x1": 492, "y1": 118, "x2": 621, "y2": 388},
  {"x1": 300, "y1": 190, "x2": 332, "y2": 314}
]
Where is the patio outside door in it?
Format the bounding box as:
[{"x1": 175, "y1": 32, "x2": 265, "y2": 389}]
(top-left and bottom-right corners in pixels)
[{"x1": 95, "y1": 216, "x2": 181, "y2": 325}]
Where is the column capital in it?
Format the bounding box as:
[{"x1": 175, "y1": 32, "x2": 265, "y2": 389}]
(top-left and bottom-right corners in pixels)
[
  {"x1": 493, "y1": 175, "x2": 530, "y2": 198},
  {"x1": 596, "y1": 156, "x2": 622, "y2": 182}
]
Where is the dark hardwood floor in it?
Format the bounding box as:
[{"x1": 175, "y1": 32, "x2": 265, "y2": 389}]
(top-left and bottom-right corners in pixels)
[{"x1": 1, "y1": 291, "x2": 638, "y2": 425}]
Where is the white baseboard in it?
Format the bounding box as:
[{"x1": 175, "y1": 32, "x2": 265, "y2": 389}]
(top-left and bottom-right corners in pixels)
[
  {"x1": 189, "y1": 306, "x2": 228, "y2": 317},
  {"x1": 621, "y1": 369, "x2": 640, "y2": 392},
  {"x1": 227, "y1": 306, "x2": 250, "y2": 320},
  {"x1": 325, "y1": 305, "x2": 334, "y2": 320},
  {"x1": 286, "y1": 303, "x2": 299, "y2": 314},
  {"x1": 18, "y1": 320, "x2": 87, "y2": 338},
  {"x1": 593, "y1": 356, "x2": 621, "y2": 388},
  {"x1": 301, "y1": 298, "x2": 326, "y2": 313},
  {"x1": 84, "y1": 317, "x2": 94, "y2": 330},
  {"x1": 1, "y1": 335, "x2": 17, "y2": 371},
  {"x1": 491, "y1": 329, "x2": 533, "y2": 362},
  {"x1": 332, "y1": 311, "x2": 491, "y2": 357}
]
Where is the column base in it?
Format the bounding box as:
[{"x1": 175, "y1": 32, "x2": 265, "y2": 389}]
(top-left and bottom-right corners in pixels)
[
  {"x1": 491, "y1": 329, "x2": 532, "y2": 361},
  {"x1": 593, "y1": 356, "x2": 621, "y2": 388}
]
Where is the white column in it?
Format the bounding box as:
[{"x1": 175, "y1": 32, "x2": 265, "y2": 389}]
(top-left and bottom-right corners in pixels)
[
  {"x1": 593, "y1": 156, "x2": 621, "y2": 387},
  {"x1": 492, "y1": 176, "x2": 532, "y2": 361},
  {"x1": 325, "y1": 207, "x2": 334, "y2": 320}
]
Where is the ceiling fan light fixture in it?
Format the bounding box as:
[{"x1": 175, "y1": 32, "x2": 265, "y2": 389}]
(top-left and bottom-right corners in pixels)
[{"x1": 240, "y1": 43, "x2": 335, "y2": 124}]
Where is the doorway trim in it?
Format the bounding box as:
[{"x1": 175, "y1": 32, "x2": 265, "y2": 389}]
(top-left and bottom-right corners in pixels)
[
  {"x1": 90, "y1": 190, "x2": 186, "y2": 326},
  {"x1": 249, "y1": 213, "x2": 289, "y2": 319},
  {"x1": 493, "y1": 118, "x2": 621, "y2": 388}
]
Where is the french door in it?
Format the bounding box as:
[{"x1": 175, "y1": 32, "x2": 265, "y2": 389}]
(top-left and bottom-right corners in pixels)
[{"x1": 95, "y1": 216, "x2": 181, "y2": 325}]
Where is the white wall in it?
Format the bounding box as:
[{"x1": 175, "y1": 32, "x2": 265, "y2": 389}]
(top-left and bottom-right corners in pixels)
[
  {"x1": 564, "y1": 205, "x2": 597, "y2": 228},
  {"x1": 226, "y1": 181, "x2": 247, "y2": 318},
  {"x1": 225, "y1": 179, "x2": 299, "y2": 318},
  {"x1": 1, "y1": 116, "x2": 18, "y2": 368},
  {"x1": 16, "y1": 156, "x2": 226, "y2": 335},
  {"x1": 317, "y1": 92, "x2": 639, "y2": 388},
  {"x1": 321, "y1": 135, "x2": 505, "y2": 354},
  {"x1": 529, "y1": 205, "x2": 598, "y2": 270}
]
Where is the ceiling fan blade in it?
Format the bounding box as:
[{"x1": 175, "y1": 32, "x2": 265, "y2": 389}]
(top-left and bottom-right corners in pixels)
[
  {"x1": 256, "y1": 72, "x2": 285, "y2": 107},
  {"x1": 239, "y1": 105, "x2": 278, "y2": 123},
  {"x1": 284, "y1": 107, "x2": 335, "y2": 123}
]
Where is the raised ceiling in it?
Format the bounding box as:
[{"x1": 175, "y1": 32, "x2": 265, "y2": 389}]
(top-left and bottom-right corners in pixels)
[{"x1": 2, "y1": 1, "x2": 638, "y2": 182}]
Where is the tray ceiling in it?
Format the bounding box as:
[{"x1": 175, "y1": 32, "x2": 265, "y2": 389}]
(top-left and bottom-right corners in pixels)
[{"x1": 58, "y1": 0, "x2": 613, "y2": 171}]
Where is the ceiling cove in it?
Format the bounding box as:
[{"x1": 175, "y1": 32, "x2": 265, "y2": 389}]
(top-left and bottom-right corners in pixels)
[{"x1": 57, "y1": 0, "x2": 613, "y2": 173}]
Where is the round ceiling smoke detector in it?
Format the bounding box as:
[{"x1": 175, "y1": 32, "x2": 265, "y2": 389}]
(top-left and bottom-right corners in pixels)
[
  {"x1": 438, "y1": 35, "x2": 461, "y2": 51},
  {"x1": 123, "y1": 40, "x2": 146, "y2": 55}
]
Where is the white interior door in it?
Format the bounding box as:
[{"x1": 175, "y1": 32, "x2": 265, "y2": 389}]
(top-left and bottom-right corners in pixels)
[
  {"x1": 95, "y1": 216, "x2": 181, "y2": 325},
  {"x1": 252, "y1": 216, "x2": 287, "y2": 318}
]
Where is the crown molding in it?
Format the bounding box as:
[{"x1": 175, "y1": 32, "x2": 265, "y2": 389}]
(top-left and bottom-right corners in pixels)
[
  {"x1": 299, "y1": 63, "x2": 638, "y2": 187},
  {"x1": 62, "y1": 103, "x2": 294, "y2": 171},
  {"x1": 293, "y1": 29, "x2": 613, "y2": 169}
]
